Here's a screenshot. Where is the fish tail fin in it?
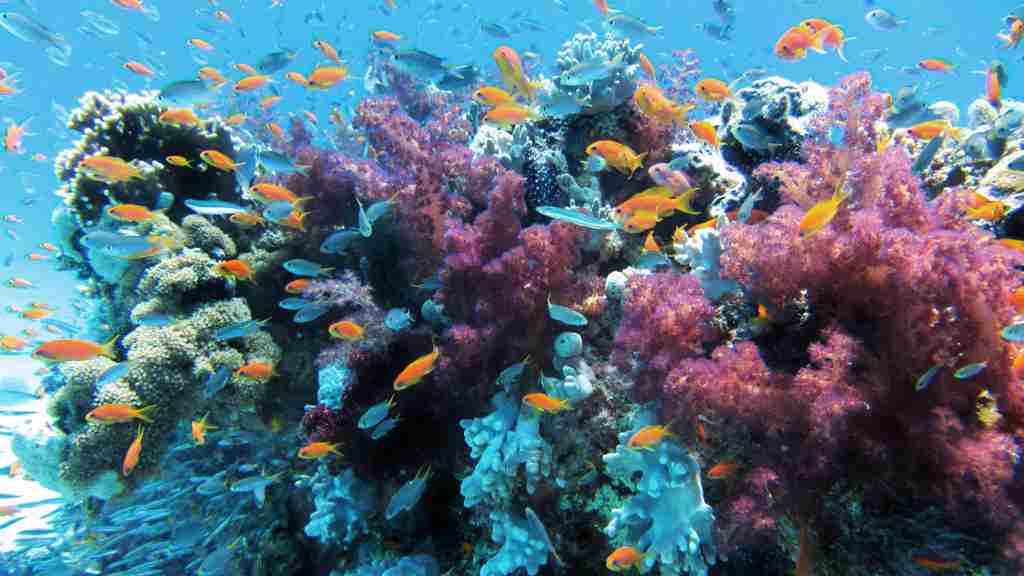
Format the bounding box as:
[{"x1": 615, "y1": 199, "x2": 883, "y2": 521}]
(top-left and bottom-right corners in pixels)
[
  {"x1": 836, "y1": 36, "x2": 854, "y2": 63},
  {"x1": 629, "y1": 152, "x2": 648, "y2": 178},
  {"x1": 320, "y1": 266, "x2": 335, "y2": 276},
  {"x1": 293, "y1": 196, "x2": 314, "y2": 209},
  {"x1": 675, "y1": 188, "x2": 700, "y2": 215},
  {"x1": 945, "y1": 126, "x2": 965, "y2": 142},
  {"x1": 136, "y1": 404, "x2": 157, "y2": 423},
  {"x1": 99, "y1": 334, "x2": 120, "y2": 361},
  {"x1": 809, "y1": 27, "x2": 829, "y2": 54},
  {"x1": 674, "y1": 103, "x2": 696, "y2": 125}
]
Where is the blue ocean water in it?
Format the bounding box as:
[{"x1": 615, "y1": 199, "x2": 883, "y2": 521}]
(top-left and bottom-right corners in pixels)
[{"x1": 0, "y1": 0, "x2": 1020, "y2": 574}]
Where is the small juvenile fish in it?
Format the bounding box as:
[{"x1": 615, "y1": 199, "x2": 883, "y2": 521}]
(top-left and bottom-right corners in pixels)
[
  {"x1": 915, "y1": 364, "x2": 942, "y2": 391},
  {"x1": 953, "y1": 362, "x2": 987, "y2": 380},
  {"x1": 283, "y1": 259, "x2": 333, "y2": 277},
  {"x1": 358, "y1": 395, "x2": 396, "y2": 430},
  {"x1": 547, "y1": 297, "x2": 588, "y2": 327}
]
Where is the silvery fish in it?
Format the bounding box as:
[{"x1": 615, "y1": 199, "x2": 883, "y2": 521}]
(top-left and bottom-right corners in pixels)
[
  {"x1": 213, "y1": 319, "x2": 265, "y2": 342},
  {"x1": 0, "y1": 12, "x2": 70, "y2": 57},
  {"x1": 229, "y1": 471, "x2": 283, "y2": 506},
  {"x1": 262, "y1": 201, "x2": 295, "y2": 222},
  {"x1": 320, "y1": 229, "x2": 361, "y2": 254},
  {"x1": 864, "y1": 9, "x2": 906, "y2": 30},
  {"x1": 731, "y1": 124, "x2": 784, "y2": 152},
  {"x1": 391, "y1": 49, "x2": 448, "y2": 81},
  {"x1": 548, "y1": 296, "x2": 588, "y2": 327},
  {"x1": 257, "y1": 150, "x2": 309, "y2": 175},
  {"x1": 559, "y1": 53, "x2": 625, "y2": 87},
  {"x1": 536, "y1": 206, "x2": 619, "y2": 231},
  {"x1": 184, "y1": 199, "x2": 247, "y2": 216},
  {"x1": 203, "y1": 367, "x2": 232, "y2": 400},
  {"x1": 256, "y1": 50, "x2": 296, "y2": 74},
  {"x1": 293, "y1": 302, "x2": 331, "y2": 323},
  {"x1": 283, "y1": 259, "x2": 333, "y2": 277},
  {"x1": 605, "y1": 14, "x2": 662, "y2": 40},
  {"x1": 158, "y1": 80, "x2": 213, "y2": 106},
  {"x1": 135, "y1": 312, "x2": 173, "y2": 327}
]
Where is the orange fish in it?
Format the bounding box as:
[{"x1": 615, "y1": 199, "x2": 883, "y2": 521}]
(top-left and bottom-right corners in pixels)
[
  {"x1": 800, "y1": 181, "x2": 850, "y2": 238},
  {"x1": 233, "y1": 74, "x2": 272, "y2": 92},
  {"x1": 371, "y1": 30, "x2": 402, "y2": 43},
  {"x1": 1012, "y1": 349, "x2": 1024, "y2": 380},
  {"x1": 907, "y1": 120, "x2": 962, "y2": 141},
  {"x1": 225, "y1": 113, "x2": 247, "y2": 126},
  {"x1": 987, "y1": 62, "x2": 1003, "y2": 110},
  {"x1": 166, "y1": 155, "x2": 192, "y2": 168},
  {"x1": 394, "y1": 345, "x2": 440, "y2": 391},
  {"x1": 8, "y1": 278, "x2": 34, "y2": 288},
  {"x1": 493, "y1": 46, "x2": 534, "y2": 100},
  {"x1": 212, "y1": 259, "x2": 256, "y2": 282},
  {"x1": 614, "y1": 187, "x2": 698, "y2": 220},
  {"x1": 800, "y1": 18, "x2": 851, "y2": 62},
  {"x1": 774, "y1": 25, "x2": 827, "y2": 61},
  {"x1": 695, "y1": 78, "x2": 732, "y2": 102},
  {"x1": 627, "y1": 424, "x2": 676, "y2": 449},
  {"x1": 276, "y1": 209, "x2": 309, "y2": 232},
  {"x1": 999, "y1": 239, "x2": 1024, "y2": 255},
  {"x1": 4, "y1": 118, "x2": 31, "y2": 154},
  {"x1": 622, "y1": 210, "x2": 661, "y2": 234},
  {"x1": 633, "y1": 83, "x2": 694, "y2": 126},
  {"x1": 585, "y1": 140, "x2": 647, "y2": 177},
  {"x1": 593, "y1": 0, "x2": 610, "y2": 16},
  {"x1": 522, "y1": 392, "x2": 571, "y2": 413},
  {"x1": 260, "y1": 96, "x2": 282, "y2": 111},
  {"x1": 229, "y1": 212, "x2": 265, "y2": 227},
  {"x1": 159, "y1": 108, "x2": 201, "y2": 127},
  {"x1": 328, "y1": 320, "x2": 365, "y2": 341},
  {"x1": 707, "y1": 460, "x2": 741, "y2": 479},
  {"x1": 86, "y1": 403, "x2": 155, "y2": 424},
  {"x1": 198, "y1": 67, "x2": 226, "y2": 85},
  {"x1": 213, "y1": 10, "x2": 231, "y2": 23},
  {"x1": 313, "y1": 40, "x2": 342, "y2": 65},
  {"x1": 911, "y1": 556, "x2": 962, "y2": 573},
  {"x1": 191, "y1": 414, "x2": 218, "y2": 445},
  {"x1": 307, "y1": 66, "x2": 349, "y2": 89},
  {"x1": 643, "y1": 231, "x2": 661, "y2": 253},
  {"x1": 20, "y1": 308, "x2": 51, "y2": 320},
  {"x1": 483, "y1": 104, "x2": 538, "y2": 128},
  {"x1": 285, "y1": 71, "x2": 308, "y2": 86},
  {"x1": 39, "y1": 242, "x2": 58, "y2": 253},
  {"x1": 298, "y1": 441, "x2": 342, "y2": 459},
  {"x1": 918, "y1": 58, "x2": 955, "y2": 72},
  {"x1": 606, "y1": 546, "x2": 651, "y2": 571},
  {"x1": 249, "y1": 183, "x2": 304, "y2": 204},
  {"x1": 106, "y1": 203, "x2": 157, "y2": 222},
  {"x1": 473, "y1": 86, "x2": 517, "y2": 107},
  {"x1": 199, "y1": 149, "x2": 242, "y2": 172},
  {"x1": 999, "y1": 16, "x2": 1024, "y2": 49},
  {"x1": 34, "y1": 337, "x2": 118, "y2": 363},
  {"x1": 123, "y1": 61, "x2": 155, "y2": 77},
  {"x1": 637, "y1": 52, "x2": 656, "y2": 81},
  {"x1": 0, "y1": 335, "x2": 27, "y2": 351},
  {"x1": 234, "y1": 63, "x2": 258, "y2": 75},
  {"x1": 235, "y1": 361, "x2": 275, "y2": 381},
  {"x1": 284, "y1": 278, "x2": 311, "y2": 294},
  {"x1": 302, "y1": 110, "x2": 318, "y2": 125},
  {"x1": 122, "y1": 425, "x2": 144, "y2": 476},
  {"x1": 26, "y1": 253, "x2": 49, "y2": 262},
  {"x1": 188, "y1": 38, "x2": 215, "y2": 51},
  {"x1": 80, "y1": 155, "x2": 142, "y2": 183},
  {"x1": 0, "y1": 505, "x2": 19, "y2": 516},
  {"x1": 111, "y1": 0, "x2": 146, "y2": 11},
  {"x1": 266, "y1": 122, "x2": 285, "y2": 141},
  {"x1": 689, "y1": 120, "x2": 719, "y2": 148},
  {"x1": 965, "y1": 201, "x2": 1006, "y2": 222}
]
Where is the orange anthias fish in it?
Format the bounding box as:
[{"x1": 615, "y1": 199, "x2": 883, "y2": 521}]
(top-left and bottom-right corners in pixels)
[
  {"x1": 123, "y1": 61, "x2": 155, "y2": 77},
  {"x1": 593, "y1": 0, "x2": 610, "y2": 16},
  {"x1": 695, "y1": 78, "x2": 732, "y2": 102},
  {"x1": 394, "y1": 345, "x2": 440, "y2": 391},
  {"x1": 919, "y1": 58, "x2": 955, "y2": 72},
  {"x1": 643, "y1": 231, "x2": 661, "y2": 253},
  {"x1": 260, "y1": 95, "x2": 281, "y2": 111},
  {"x1": 473, "y1": 86, "x2": 517, "y2": 107},
  {"x1": 225, "y1": 113, "x2": 247, "y2": 126},
  {"x1": 4, "y1": 118, "x2": 31, "y2": 154},
  {"x1": 166, "y1": 155, "x2": 192, "y2": 168},
  {"x1": 313, "y1": 40, "x2": 342, "y2": 65},
  {"x1": 522, "y1": 393, "x2": 571, "y2": 414},
  {"x1": 122, "y1": 425, "x2": 145, "y2": 476},
  {"x1": 8, "y1": 278, "x2": 34, "y2": 288},
  {"x1": 284, "y1": 278, "x2": 311, "y2": 294},
  {"x1": 198, "y1": 66, "x2": 226, "y2": 86},
  {"x1": 86, "y1": 403, "x2": 156, "y2": 424},
  {"x1": 249, "y1": 183, "x2": 304, "y2": 204},
  {"x1": 34, "y1": 337, "x2": 118, "y2": 363},
  {"x1": 689, "y1": 120, "x2": 719, "y2": 148},
  {"x1": 633, "y1": 83, "x2": 695, "y2": 126},
  {"x1": 800, "y1": 18, "x2": 852, "y2": 62},
  {"x1": 234, "y1": 63, "x2": 258, "y2": 75},
  {"x1": 493, "y1": 46, "x2": 534, "y2": 100},
  {"x1": 0, "y1": 335, "x2": 27, "y2": 351},
  {"x1": 285, "y1": 71, "x2": 308, "y2": 86},
  {"x1": 622, "y1": 210, "x2": 662, "y2": 234},
  {"x1": 987, "y1": 62, "x2": 1004, "y2": 109},
  {"x1": 965, "y1": 200, "x2": 1006, "y2": 222},
  {"x1": 199, "y1": 149, "x2": 242, "y2": 172},
  {"x1": 774, "y1": 25, "x2": 827, "y2": 61},
  {"x1": 277, "y1": 209, "x2": 310, "y2": 232},
  {"x1": 298, "y1": 441, "x2": 343, "y2": 459},
  {"x1": 229, "y1": 212, "x2": 265, "y2": 227},
  {"x1": 626, "y1": 424, "x2": 676, "y2": 449},
  {"x1": 483, "y1": 104, "x2": 538, "y2": 128},
  {"x1": 911, "y1": 556, "x2": 962, "y2": 573},
  {"x1": 266, "y1": 122, "x2": 286, "y2": 141},
  {"x1": 907, "y1": 120, "x2": 962, "y2": 141},
  {"x1": 613, "y1": 186, "x2": 698, "y2": 220},
  {"x1": 20, "y1": 308, "x2": 52, "y2": 320},
  {"x1": 606, "y1": 546, "x2": 651, "y2": 571},
  {"x1": 371, "y1": 31, "x2": 402, "y2": 43},
  {"x1": 328, "y1": 320, "x2": 365, "y2": 341},
  {"x1": 585, "y1": 140, "x2": 647, "y2": 177},
  {"x1": 188, "y1": 38, "x2": 215, "y2": 51},
  {"x1": 998, "y1": 16, "x2": 1024, "y2": 49},
  {"x1": 111, "y1": 0, "x2": 146, "y2": 12},
  {"x1": 999, "y1": 238, "x2": 1024, "y2": 255},
  {"x1": 191, "y1": 414, "x2": 218, "y2": 445},
  {"x1": 799, "y1": 181, "x2": 851, "y2": 238},
  {"x1": 159, "y1": 108, "x2": 200, "y2": 127},
  {"x1": 80, "y1": 155, "x2": 143, "y2": 183},
  {"x1": 707, "y1": 460, "x2": 741, "y2": 479},
  {"x1": 233, "y1": 74, "x2": 272, "y2": 92},
  {"x1": 637, "y1": 52, "x2": 656, "y2": 81},
  {"x1": 0, "y1": 505, "x2": 19, "y2": 515},
  {"x1": 212, "y1": 259, "x2": 256, "y2": 282},
  {"x1": 106, "y1": 203, "x2": 157, "y2": 223},
  {"x1": 235, "y1": 361, "x2": 275, "y2": 382},
  {"x1": 307, "y1": 66, "x2": 348, "y2": 89}
]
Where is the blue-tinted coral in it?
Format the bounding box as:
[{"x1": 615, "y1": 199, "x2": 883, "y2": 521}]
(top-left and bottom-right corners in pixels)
[
  {"x1": 304, "y1": 466, "x2": 375, "y2": 545},
  {"x1": 317, "y1": 362, "x2": 354, "y2": 410},
  {"x1": 603, "y1": 410, "x2": 717, "y2": 576},
  {"x1": 333, "y1": 554, "x2": 440, "y2": 576},
  {"x1": 480, "y1": 510, "x2": 552, "y2": 576}
]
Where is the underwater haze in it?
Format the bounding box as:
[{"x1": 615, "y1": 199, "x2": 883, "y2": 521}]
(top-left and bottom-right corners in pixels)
[{"x1": 3, "y1": 0, "x2": 1024, "y2": 574}]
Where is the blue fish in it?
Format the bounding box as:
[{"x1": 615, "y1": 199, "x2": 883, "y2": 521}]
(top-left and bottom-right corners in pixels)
[
  {"x1": 262, "y1": 201, "x2": 295, "y2": 223},
  {"x1": 257, "y1": 149, "x2": 309, "y2": 175},
  {"x1": 283, "y1": 259, "x2": 333, "y2": 277},
  {"x1": 203, "y1": 367, "x2": 232, "y2": 400},
  {"x1": 384, "y1": 308, "x2": 414, "y2": 332},
  {"x1": 915, "y1": 364, "x2": 942, "y2": 391},
  {"x1": 293, "y1": 302, "x2": 331, "y2": 323},
  {"x1": 356, "y1": 197, "x2": 372, "y2": 237},
  {"x1": 96, "y1": 362, "x2": 132, "y2": 390},
  {"x1": 358, "y1": 395, "x2": 395, "y2": 430},
  {"x1": 384, "y1": 466, "x2": 430, "y2": 520},
  {"x1": 213, "y1": 319, "x2": 266, "y2": 342},
  {"x1": 320, "y1": 229, "x2": 361, "y2": 254},
  {"x1": 371, "y1": 417, "x2": 399, "y2": 440},
  {"x1": 184, "y1": 199, "x2": 247, "y2": 216},
  {"x1": 953, "y1": 362, "x2": 987, "y2": 380},
  {"x1": 1000, "y1": 323, "x2": 1024, "y2": 342},
  {"x1": 536, "y1": 206, "x2": 619, "y2": 231},
  {"x1": 135, "y1": 312, "x2": 174, "y2": 327},
  {"x1": 548, "y1": 296, "x2": 588, "y2": 327},
  {"x1": 279, "y1": 297, "x2": 312, "y2": 310}
]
